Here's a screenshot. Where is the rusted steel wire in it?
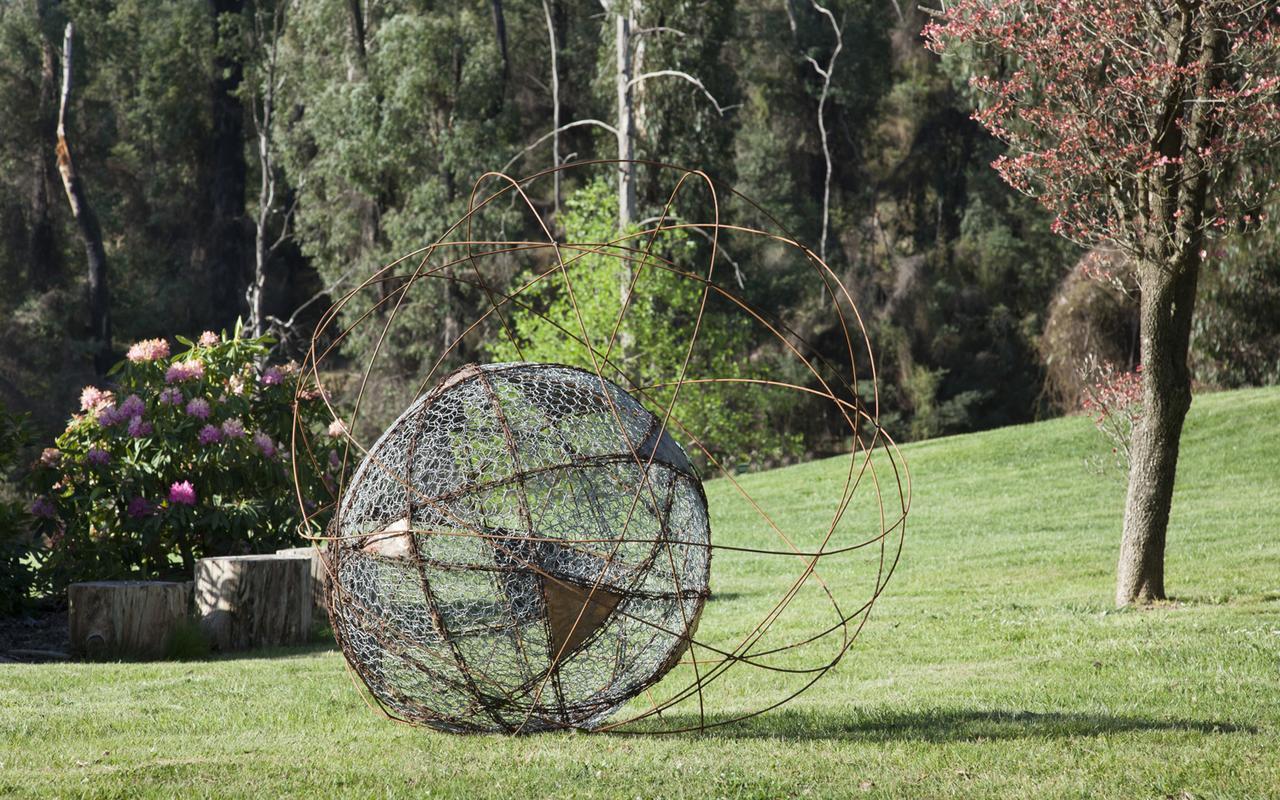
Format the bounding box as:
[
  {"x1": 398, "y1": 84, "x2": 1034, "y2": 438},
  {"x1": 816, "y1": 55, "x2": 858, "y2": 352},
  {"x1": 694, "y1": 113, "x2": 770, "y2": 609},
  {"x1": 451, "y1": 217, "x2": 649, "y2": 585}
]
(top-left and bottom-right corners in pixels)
[{"x1": 291, "y1": 160, "x2": 910, "y2": 734}]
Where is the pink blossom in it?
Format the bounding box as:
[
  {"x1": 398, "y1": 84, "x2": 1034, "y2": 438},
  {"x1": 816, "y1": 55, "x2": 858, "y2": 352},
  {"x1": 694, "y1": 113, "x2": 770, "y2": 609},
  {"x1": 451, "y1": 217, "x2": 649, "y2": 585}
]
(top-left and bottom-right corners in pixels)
[
  {"x1": 126, "y1": 338, "x2": 170, "y2": 362},
  {"x1": 168, "y1": 480, "x2": 197, "y2": 506},
  {"x1": 158, "y1": 387, "x2": 184, "y2": 406},
  {"x1": 198, "y1": 330, "x2": 220, "y2": 347},
  {"x1": 227, "y1": 374, "x2": 246, "y2": 396},
  {"x1": 127, "y1": 496, "x2": 156, "y2": 518},
  {"x1": 185, "y1": 397, "x2": 211, "y2": 420},
  {"x1": 197, "y1": 424, "x2": 222, "y2": 445},
  {"x1": 253, "y1": 431, "x2": 277, "y2": 458},
  {"x1": 118, "y1": 394, "x2": 145, "y2": 418},
  {"x1": 39, "y1": 448, "x2": 61, "y2": 468},
  {"x1": 221, "y1": 418, "x2": 246, "y2": 439},
  {"x1": 86, "y1": 448, "x2": 111, "y2": 466},
  {"x1": 79, "y1": 386, "x2": 115, "y2": 413},
  {"x1": 260, "y1": 366, "x2": 284, "y2": 387},
  {"x1": 30, "y1": 496, "x2": 56, "y2": 519},
  {"x1": 327, "y1": 419, "x2": 348, "y2": 439},
  {"x1": 98, "y1": 405, "x2": 124, "y2": 427},
  {"x1": 127, "y1": 416, "x2": 153, "y2": 438},
  {"x1": 165, "y1": 359, "x2": 205, "y2": 383}
]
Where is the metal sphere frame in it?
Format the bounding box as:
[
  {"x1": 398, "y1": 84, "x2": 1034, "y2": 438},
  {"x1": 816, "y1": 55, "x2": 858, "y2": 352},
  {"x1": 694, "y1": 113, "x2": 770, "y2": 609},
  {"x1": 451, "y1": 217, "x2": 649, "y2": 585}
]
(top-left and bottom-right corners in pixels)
[{"x1": 291, "y1": 160, "x2": 910, "y2": 735}]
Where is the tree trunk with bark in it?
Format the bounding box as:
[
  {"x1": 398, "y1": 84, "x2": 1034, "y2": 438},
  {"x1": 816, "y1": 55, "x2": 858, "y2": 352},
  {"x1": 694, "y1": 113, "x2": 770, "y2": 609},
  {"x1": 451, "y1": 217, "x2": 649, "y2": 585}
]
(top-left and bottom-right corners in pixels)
[
  {"x1": 54, "y1": 23, "x2": 112, "y2": 373},
  {"x1": 1115, "y1": 14, "x2": 1221, "y2": 606},
  {"x1": 614, "y1": 4, "x2": 637, "y2": 229},
  {"x1": 1116, "y1": 256, "x2": 1199, "y2": 605}
]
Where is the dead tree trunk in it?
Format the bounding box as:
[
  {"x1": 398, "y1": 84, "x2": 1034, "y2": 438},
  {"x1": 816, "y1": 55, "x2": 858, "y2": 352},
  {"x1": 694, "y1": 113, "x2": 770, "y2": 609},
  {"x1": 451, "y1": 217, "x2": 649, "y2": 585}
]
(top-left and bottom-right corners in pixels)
[
  {"x1": 68, "y1": 581, "x2": 192, "y2": 661},
  {"x1": 195, "y1": 554, "x2": 312, "y2": 651},
  {"x1": 542, "y1": 0, "x2": 561, "y2": 216},
  {"x1": 54, "y1": 23, "x2": 111, "y2": 373},
  {"x1": 247, "y1": 0, "x2": 292, "y2": 338},
  {"x1": 613, "y1": 1, "x2": 637, "y2": 229}
]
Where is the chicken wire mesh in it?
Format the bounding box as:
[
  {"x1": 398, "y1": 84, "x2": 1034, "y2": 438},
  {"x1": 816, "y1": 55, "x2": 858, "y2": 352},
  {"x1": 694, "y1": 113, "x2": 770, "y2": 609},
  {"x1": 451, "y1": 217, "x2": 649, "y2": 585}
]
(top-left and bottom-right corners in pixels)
[
  {"x1": 330, "y1": 361, "x2": 709, "y2": 733},
  {"x1": 292, "y1": 160, "x2": 909, "y2": 734}
]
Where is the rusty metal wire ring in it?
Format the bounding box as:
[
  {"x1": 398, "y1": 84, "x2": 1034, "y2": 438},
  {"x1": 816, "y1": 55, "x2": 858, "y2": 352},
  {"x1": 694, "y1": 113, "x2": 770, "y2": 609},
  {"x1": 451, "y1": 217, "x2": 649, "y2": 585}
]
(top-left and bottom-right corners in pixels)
[{"x1": 291, "y1": 160, "x2": 910, "y2": 734}]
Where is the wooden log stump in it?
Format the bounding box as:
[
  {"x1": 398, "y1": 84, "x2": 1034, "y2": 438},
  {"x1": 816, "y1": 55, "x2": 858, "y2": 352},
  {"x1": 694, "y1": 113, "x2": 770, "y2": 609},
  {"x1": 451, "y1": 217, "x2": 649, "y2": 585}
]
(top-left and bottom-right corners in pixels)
[
  {"x1": 195, "y1": 555, "x2": 312, "y2": 651},
  {"x1": 68, "y1": 581, "x2": 191, "y2": 661},
  {"x1": 275, "y1": 546, "x2": 328, "y2": 613}
]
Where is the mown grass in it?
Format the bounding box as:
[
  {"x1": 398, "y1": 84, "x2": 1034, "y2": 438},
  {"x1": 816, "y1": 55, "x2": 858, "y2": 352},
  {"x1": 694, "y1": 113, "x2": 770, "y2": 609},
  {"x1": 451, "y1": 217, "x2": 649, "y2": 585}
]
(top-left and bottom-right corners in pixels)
[{"x1": 2, "y1": 387, "x2": 1278, "y2": 798}]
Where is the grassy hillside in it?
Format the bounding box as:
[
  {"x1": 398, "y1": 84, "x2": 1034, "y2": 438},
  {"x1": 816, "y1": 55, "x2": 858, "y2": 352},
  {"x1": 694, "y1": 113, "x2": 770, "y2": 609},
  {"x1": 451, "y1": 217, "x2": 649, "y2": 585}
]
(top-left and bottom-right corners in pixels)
[{"x1": 2, "y1": 387, "x2": 1278, "y2": 798}]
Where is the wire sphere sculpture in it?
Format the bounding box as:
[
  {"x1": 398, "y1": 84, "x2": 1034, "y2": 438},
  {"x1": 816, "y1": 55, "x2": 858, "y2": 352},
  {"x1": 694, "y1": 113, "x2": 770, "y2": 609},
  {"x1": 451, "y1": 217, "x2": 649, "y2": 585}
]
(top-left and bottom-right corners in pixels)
[
  {"x1": 293, "y1": 160, "x2": 910, "y2": 734},
  {"x1": 331, "y1": 361, "x2": 709, "y2": 732}
]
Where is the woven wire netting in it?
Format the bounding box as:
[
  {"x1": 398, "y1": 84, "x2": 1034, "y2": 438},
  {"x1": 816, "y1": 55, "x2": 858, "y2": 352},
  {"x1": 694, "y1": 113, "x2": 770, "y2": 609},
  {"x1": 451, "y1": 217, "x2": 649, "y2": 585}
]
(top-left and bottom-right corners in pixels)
[{"x1": 292, "y1": 161, "x2": 910, "y2": 734}]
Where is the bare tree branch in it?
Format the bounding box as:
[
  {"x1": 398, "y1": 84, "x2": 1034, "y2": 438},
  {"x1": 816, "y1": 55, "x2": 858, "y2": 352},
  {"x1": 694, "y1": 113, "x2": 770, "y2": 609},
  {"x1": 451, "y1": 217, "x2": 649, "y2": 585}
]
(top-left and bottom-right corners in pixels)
[
  {"x1": 628, "y1": 69, "x2": 739, "y2": 116},
  {"x1": 798, "y1": 1, "x2": 843, "y2": 264},
  {"x1": 502, "y1": 119, "x2": 621, "y2": 174}
]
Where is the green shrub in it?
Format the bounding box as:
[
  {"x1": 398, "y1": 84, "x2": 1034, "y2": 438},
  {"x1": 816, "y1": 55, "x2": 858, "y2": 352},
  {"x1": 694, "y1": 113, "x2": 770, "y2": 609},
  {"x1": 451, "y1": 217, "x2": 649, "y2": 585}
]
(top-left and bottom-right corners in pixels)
[
  {"x1": 487, "y1": 179, "x2": 802, "y2": 471},
  {"x1": 28, "y1": 324, "x2": 338, "y2": 595}
]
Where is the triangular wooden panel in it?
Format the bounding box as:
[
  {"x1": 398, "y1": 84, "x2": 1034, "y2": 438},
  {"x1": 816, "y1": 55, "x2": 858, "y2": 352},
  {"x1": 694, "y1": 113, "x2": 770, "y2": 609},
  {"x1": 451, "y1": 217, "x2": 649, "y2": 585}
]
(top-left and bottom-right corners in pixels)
[{"x1": 542, "y1": 577, "x2": 624, "y2": 660}]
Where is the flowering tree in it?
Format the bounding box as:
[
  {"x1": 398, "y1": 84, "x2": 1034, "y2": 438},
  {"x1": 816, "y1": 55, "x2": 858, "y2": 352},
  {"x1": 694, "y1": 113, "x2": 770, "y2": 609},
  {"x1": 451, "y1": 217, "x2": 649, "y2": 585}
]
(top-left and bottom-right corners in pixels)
[
  {"x1": 925, "y1": 2, "x2": 1280, "y2": 604},
  {"x1": 28, "y1": 326, "x2": 339, "y2": 594}
]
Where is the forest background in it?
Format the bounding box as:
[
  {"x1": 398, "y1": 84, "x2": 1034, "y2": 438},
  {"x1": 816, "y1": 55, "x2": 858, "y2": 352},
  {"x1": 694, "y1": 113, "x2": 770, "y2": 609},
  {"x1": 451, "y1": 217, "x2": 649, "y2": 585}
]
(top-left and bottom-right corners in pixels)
[{"x1": 2, "y1": 0, "x2": 1278, "y2": 464}]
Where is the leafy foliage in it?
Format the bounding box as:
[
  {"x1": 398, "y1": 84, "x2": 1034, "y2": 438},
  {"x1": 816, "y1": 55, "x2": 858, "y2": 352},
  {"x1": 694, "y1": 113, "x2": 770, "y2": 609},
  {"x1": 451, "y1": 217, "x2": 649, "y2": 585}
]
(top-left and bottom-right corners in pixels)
[
  {"x1": 27, "y1": 326, "x2": 336, "y2": 595},
  {"x1": 487, "y1": 179, "x2": 801, "y2": 470}
]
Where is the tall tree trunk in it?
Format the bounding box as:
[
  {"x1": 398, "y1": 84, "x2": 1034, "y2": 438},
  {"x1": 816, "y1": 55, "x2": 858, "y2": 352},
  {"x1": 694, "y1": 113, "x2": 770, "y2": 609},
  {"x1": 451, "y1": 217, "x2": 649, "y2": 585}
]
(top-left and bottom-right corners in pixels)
[
  {"x1": 542, "y1": 0, "x2": 561, "y2": 216},
  {"x1": 1116, "y1": 255, "x2": 1199, "y2": 605},
  {"x1": 208, "y1": 0, "x2": 248, "y2": 331},
  {"x1": 614, "y1": 4, "x2": 636, "y2": 229},
  {"x1": 1115, "y1": 13, "x2": 1221, "y2": 607},
  {"x1": 54, "y1": 23, "x2": 112, "y2": 373}
]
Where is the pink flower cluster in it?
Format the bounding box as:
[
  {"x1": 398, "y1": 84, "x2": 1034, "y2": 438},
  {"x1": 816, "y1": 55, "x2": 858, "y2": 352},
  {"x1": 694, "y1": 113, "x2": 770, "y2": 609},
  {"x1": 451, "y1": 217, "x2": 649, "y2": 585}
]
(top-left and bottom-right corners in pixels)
[
  {"x1": 126, "y1": 338, "x2": 170, "y2": 363},
  {"x1": 79, "y1": 386, "x2": 114, "y2": 413},
  {"x1": 185, "y1": 397, "x2": 211, "y2": 420},
  {"x1": 260, "y1": 366, "x2": 284, "y2": 387},
  {"x1": 127, "y1": 496, "x2": 156, "y2": 518},
  {"x1": 30, "y1": 496, "x2": 56, "y2": 519},
  {"x1": 39, "y1": 448, "x2": 61, "y2": 468},
  {"x1": 198, "y1": 331, "x2": 220, "y2": 347},
  {"x1": 166, "y1": 359, "x2": 205, "y2": 384},
  {"x1": 253, "y1": 431, "x2": 277, "y2": 458},
  {"x1": 128, "y1": 416, "x2": 153, "y2": 438},
  {"x1": 158, "y1": 387, "x2": 184, "y2": 406},
  {"x1": 168, "y1": 480, "x2": 197, "y2": 506},
  {"x1": 197, "y1": 424, "x2": 223, "y2": 446},
  {"x1": 221, "y1": 418, "x2": 246, "y2": 439}
]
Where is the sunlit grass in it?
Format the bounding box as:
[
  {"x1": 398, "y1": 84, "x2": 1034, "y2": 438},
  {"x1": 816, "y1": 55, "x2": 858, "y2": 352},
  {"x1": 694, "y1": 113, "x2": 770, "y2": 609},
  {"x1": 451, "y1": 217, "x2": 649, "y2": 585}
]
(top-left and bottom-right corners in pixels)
[{"x1": 2, "y1": 387, "x2": 1277, "y2": 798}]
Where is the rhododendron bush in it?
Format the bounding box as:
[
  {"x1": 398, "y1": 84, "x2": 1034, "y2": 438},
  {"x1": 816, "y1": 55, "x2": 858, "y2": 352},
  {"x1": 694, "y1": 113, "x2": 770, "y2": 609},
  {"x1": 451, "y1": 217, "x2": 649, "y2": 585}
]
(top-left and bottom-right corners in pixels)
[{"x1": 28, "y1": 326, "x2": 337, "y2": 593}]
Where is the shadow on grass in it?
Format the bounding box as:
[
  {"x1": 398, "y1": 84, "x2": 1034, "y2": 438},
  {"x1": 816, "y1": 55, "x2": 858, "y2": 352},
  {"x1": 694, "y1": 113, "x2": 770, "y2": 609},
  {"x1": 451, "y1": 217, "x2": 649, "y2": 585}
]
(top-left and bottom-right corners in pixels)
[
  {"x1": 201, "y1": 638, "x2": 338, "y2": 662},
  {"x1": 624, "y1": 707, "x2": 1256, "y2": 741}
]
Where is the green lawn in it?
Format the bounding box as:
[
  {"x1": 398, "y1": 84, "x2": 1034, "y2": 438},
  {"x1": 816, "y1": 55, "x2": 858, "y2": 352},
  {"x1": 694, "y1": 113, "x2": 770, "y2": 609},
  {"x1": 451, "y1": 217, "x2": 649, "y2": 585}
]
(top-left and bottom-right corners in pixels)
[{"x1": 3, "y1": 387, "x2": 1279, "y2": 798}]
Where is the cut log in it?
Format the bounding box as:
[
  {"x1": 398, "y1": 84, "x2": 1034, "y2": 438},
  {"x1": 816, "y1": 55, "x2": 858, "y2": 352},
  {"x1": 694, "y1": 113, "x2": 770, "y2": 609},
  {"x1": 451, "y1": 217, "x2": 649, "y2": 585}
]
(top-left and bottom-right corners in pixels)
[
  {"x1": 275, "y1": 546, "x2": 328, "y2": 613},
  {"x1": 68, "y1": 581, "x2": 191, "y2": 661},
  {"x1": 195, "y1": 554, "x2": 312, "y2": 651}
]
